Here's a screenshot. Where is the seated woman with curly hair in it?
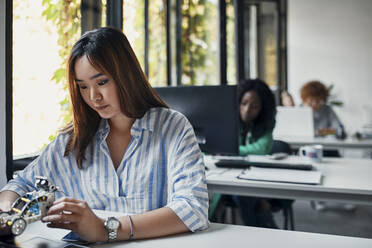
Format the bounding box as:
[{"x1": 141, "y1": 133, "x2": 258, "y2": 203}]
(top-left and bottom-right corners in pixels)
[
  {"x1": 300, "y1": 80, "x2": 344, "y2": 137},
  {"x1": 210, "y1": 79, "x2": 278, "y2": 228}
]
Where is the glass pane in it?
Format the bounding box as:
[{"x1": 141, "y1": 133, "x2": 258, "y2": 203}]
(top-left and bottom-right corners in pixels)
[
  {"x1": 148, "y1": 0, "x2": 167, "y2": 86},
  {"x1": 226, "y1": 0, "x2": 236, "y2": 85},
  {"x1": 123, "y1": 1, "x2": 145, "y2": 73},
  {"x1": 181, "y1": 0, "x2": 218, "y2": 86},
  {"x1": 259, "y1": 2, "x2": 278, "y2": 88},
  {"x1": 247, "y1": 5, "x2": 258, "y2": 79},
  {"x1": 13, "y1": 0, "x2": 81, "y2": 157},
  {"x1": 101, "y1": 0, "x2": 107, "y2": 27}
]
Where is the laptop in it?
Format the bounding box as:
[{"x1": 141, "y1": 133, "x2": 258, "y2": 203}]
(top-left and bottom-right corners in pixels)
[{"x1": 273, "y1": 106, "x2": 314, "y2": 138}]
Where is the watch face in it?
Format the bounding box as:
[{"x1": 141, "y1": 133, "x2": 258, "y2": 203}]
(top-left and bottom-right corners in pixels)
[{"x1": 108, "y1": 218, "x2": 120, "y2": 229}]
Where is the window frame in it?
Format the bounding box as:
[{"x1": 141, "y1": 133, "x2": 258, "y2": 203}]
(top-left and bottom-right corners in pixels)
[
  {"x1": 6, "y1": 0, "x2": 288, "y2": 180},
  {"x1": 239, "y1": 0, "x2": 288, "y2": 102},
  {"x1": 6, "y1": 0, "x2": 13, "y2": 181}
]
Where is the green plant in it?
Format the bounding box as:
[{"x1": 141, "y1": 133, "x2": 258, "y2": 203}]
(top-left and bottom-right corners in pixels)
[
  {"x1": 181, "y1": 0, "x2": 215, "y2": 85},
  {"x1": 327, "y1": 84, "x2": 344, "y2": 107},
  {"x1": 41, "y1": 0, "x2": 81, "y2": 142}
]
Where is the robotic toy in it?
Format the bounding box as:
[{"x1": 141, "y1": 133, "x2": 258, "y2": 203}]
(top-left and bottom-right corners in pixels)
[{"x1": 0, "y1": 176, "x2": 57, "y2": 236}]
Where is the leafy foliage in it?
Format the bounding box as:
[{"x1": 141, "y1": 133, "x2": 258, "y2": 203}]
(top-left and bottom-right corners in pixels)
[
  {"x1": 328, "y1": 84, "x2": 344, "y2": 107},
  {"x1": 129, "y1": 0, "x2": 218, "y2": 86},
  {"x1": 41, "y1": 0, "x2": 81, "y2": 141},
  {"x1": 181, "y1": 0, "x2": 217, "y2": 85}
]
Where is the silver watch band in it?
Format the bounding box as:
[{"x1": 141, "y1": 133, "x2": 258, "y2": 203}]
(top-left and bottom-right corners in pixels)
[
  {"x1": 108, "y1": 230, "x2": 117, "y2": 241},
  {"x1": 105, "y1": 217, "x2": 120, "y2": 242}
]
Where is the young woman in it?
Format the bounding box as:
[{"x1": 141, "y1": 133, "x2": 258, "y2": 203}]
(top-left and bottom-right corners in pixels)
[
  {"x1": 0, "y1": 27, "x2": 208, "y2": 242},
  {"x1": 234, "y1": 79, "x2": 277, "y2": 227},
  {"x1": 210, "y1": 79, "x2": 277, "y2": 228},
  {"x1": 238, "y1": 79, "x2": 276, "y2": 156}
]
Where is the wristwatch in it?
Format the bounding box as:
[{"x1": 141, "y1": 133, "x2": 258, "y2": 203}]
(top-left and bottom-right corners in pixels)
[{"x1": 104, "y1": 217, "x2": 120, "y2": 242}]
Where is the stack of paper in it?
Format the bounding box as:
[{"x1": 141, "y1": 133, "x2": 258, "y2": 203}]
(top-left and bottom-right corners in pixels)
[{"x1": 237, "y1": 167, "x2": 322, "y2": 185}]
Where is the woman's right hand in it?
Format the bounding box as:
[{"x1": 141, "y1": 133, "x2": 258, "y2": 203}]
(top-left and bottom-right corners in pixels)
[
  {"x1": 0, "y1": 191, "x2": 20, "y2": 236},
  {"x1": 0, "y1": 207, "x2": 11, "y2": 237}
]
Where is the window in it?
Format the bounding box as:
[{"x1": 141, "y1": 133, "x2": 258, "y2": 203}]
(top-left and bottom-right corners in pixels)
[
  {"x1": 148, "y1": 0, "x2": 167, "y2": 86},
  {"x1": 226, "y1": 0, "x2": 236, "y2": 85},
  {"x1": 256, "y1": 1, "x2": 279, "y2": 88},
  {"x1": 235, "y1": 0, "x2": 287, "y2": 97},
  {"x1": 7, "y1": 0, "x2": 288, "y2": 177},
  {"x1": 180, "y1": 0, "x2": 218, "y2": 86},
  {"x1": 12, "y1": 0, "x2": 81, "y2": 158},
  {"x1": 123, "y1": 1, "x2": 145, "y2": 71}
]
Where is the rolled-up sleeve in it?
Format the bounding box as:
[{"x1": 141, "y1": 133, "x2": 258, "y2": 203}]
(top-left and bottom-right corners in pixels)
[
  {"x1": 2, "y1": 157, "x2": 41, "y2": 196},
  {"x1": 166, "y1": 117, "x2": 209, "y2": 232},
  {"x1": 1, "y1": 134, "x2": 67, "y2": 198}
]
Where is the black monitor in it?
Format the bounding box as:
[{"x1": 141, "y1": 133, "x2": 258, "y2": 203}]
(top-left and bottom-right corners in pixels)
[{"x1": 154, "y1": 85, "x2": 239, "y2": 155}]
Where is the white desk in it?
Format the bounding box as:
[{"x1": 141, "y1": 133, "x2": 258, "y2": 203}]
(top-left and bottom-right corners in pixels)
[
  {"x1": 274, "y1": 135, "x2": 372, "y2": 150},
  {"x1": 15, "y1": 210, "x2": 372, "y2": 248},
  {"x1": 206, "y1": 156, "x2": 372, "y2": 205}
]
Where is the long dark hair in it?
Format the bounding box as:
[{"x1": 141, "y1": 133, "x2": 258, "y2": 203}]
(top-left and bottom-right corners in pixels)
[
  {"x1": 237, "y1": 79, "x2": 276, "y2": 142},
  {"x1": 63, "y1": 27, "x2": 167, "y2": 168}
]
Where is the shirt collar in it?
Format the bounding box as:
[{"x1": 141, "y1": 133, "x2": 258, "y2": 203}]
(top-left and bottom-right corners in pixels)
[
  {"x1": 96, "y1": 108, "x2": 158, "y2": 142},
  {"x1": 97, "y1": 118, "x2": 110, "y2": 143},
  {"x1": 131, "y1": 108, "x2": 157, "y2": 135}
]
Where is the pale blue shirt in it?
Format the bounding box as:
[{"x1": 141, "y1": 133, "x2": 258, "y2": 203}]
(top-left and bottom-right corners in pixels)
[{"x1": 2, "y1": 107, "x2": 209, "y2": 231}]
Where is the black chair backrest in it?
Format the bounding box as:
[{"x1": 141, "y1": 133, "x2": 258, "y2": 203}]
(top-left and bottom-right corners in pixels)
[{"x1": 271, "y1": 140, "x2": 292, "y2": 154}]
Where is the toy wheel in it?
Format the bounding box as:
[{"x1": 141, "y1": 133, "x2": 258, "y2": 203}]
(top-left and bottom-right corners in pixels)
[{"x1": 11, "y1": 218, "x2": 27, "y2": 236}]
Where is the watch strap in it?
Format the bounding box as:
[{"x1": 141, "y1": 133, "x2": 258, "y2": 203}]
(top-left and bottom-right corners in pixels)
[
  {"x1": 108, "y1": 229, "x2": 117, "y2": 241},
  {"x1": 105, "y1": 217, "x2": 119, "y2": 242}
]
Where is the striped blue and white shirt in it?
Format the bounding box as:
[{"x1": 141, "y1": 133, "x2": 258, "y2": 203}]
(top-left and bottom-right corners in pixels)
[{"x1": 2, "y1": 107, "x2": 209, "y2": 231}]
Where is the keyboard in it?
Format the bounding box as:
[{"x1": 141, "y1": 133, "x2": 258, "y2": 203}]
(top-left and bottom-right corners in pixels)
[{"x1": 214, "y1": 159, "x2": 313, "y2": 171}]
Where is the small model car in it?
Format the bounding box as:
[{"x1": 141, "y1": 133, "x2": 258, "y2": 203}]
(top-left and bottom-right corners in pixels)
[{"x1": 0, "y1": 176, "x2": 57, "y2": 236}]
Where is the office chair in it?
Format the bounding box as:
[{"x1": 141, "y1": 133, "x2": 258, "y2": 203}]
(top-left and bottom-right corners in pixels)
[
  {"x1": 210, "y1": 140, "x2": 294, "y2": 230},
  {"x1": 210, "y1": 195, "x2": 239, "y2": 224},
  {"x1": 270, "y1": 139, "x2": 295, "y2": 230},
  {"x1": 271, "y1": 139, "x2": 292, "y2": 155},
  {"x1": 210, "y1": 140, "x2": 295, "y2": 229}
]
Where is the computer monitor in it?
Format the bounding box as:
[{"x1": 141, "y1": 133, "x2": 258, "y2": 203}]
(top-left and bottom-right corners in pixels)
[
  {"x1": 273, "y1": 106, "x2": 314, "y2": 138},
  {"x1": 154, "y1": 85, "x2": 239, "y2": 155}
]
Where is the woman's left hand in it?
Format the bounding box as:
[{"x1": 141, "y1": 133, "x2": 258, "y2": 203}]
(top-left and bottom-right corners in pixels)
[{"x1": 42, "y1": 197, "x2": 107, "y2": 242}]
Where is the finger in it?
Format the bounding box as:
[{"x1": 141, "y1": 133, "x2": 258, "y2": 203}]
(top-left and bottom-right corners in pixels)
[
  {"x1": 53, "y1": 197, "x2": 83, "y2": 205},
  {"x1": 47, "y1": 202, "x2": 84, "y2": 215},
  {"x1": 42, "y1": 211, "x2": 81, "y2": 223}
]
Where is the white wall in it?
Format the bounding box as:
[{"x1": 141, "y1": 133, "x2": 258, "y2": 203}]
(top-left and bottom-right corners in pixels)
[
  {"x1": 0, "y1": 1, "x2": 7, "y2": 188},
  {"x1": 288, "y1": 0, "x2": 372, "y2": 134}
]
